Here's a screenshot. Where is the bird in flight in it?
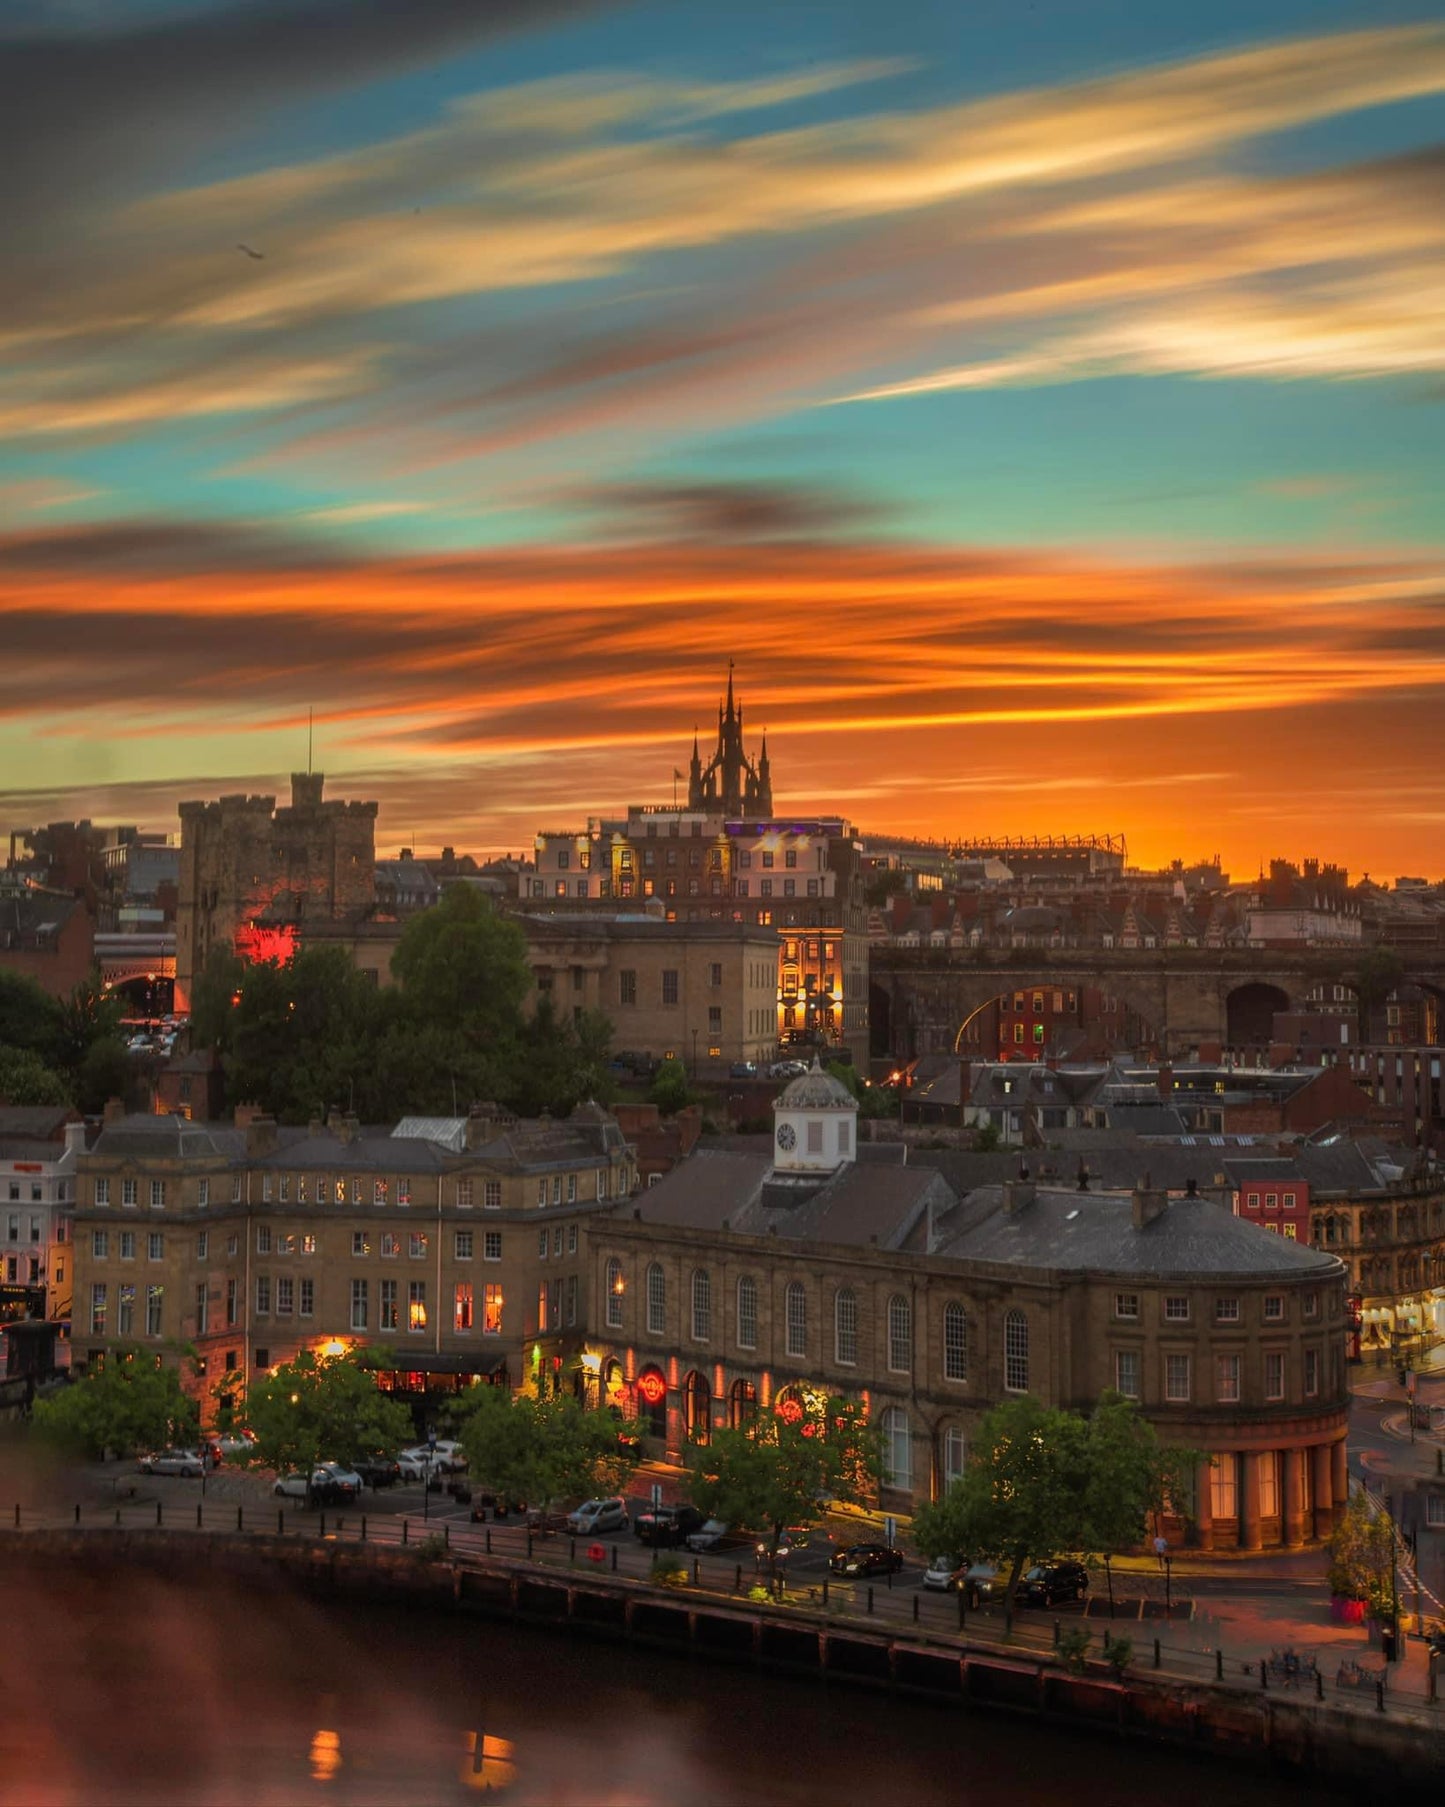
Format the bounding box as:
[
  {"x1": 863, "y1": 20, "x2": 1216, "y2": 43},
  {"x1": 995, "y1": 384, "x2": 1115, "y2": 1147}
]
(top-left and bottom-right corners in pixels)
[{"x1": 236, "y1": 244, "x2": 264, "y2": 260}]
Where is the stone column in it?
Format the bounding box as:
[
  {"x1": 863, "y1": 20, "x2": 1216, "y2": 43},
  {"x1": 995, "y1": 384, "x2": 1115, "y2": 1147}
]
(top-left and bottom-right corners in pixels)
[
  {"x1": 1194, "y1": 1456, "x2": 1214, "y2": 1552},
  {"x1": 1239, "y1": 1450, "x2": 1262, "y2": 1551},
  {"x1": 1312, "y1": 1443, "x2": 1334, "y2": 1541},
  {"x1": 1331, "y1": 1437, "x2": 1349, "y2": 1525},
  {"x1": 1280, "y1": 1448, "x2": 1302, "y2": 1548}
]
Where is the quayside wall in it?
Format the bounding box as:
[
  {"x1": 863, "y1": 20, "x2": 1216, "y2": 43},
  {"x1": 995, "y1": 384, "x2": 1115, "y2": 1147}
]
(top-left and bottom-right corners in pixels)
[{"x1": 15, "y1": 1530, "x2": 1443, "y2": 1788}]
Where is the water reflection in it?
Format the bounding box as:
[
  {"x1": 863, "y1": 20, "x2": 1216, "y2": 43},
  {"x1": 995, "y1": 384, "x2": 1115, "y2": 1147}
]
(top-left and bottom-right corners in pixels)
[{"x1": 0, "y1": 1560, "x2": 1354, "y2": 1807}]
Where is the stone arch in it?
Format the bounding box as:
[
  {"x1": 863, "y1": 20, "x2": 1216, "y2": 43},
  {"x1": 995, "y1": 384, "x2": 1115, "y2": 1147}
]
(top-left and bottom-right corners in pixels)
[
  {"x1": 1225, "y1": 981, "x2": 1291, "y2": 1047},
  {"x1": 682, "y1": 1369, "x2": 712, "y2": 1445}
]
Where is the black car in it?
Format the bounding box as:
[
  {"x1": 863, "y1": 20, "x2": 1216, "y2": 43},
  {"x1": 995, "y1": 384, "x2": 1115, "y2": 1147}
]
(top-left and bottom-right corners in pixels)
[
  {"x1": 634, "y1": 1504, "x2": 707, "y2": 1548},
  {"x1": 1018, "y1": 1560, "x2": 1089, "y2": 1606},
  {"x1": 352, "y1": 1458, "x2": 401, "y2": 1489},
  {"x1": 829, "y1": 1542, "x2": 905, "y2": 1578}
]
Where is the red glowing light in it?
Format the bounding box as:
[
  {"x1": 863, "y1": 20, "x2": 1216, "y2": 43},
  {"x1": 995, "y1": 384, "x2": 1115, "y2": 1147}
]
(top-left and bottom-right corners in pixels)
[
  {"x1": 636, "y1": 1370, "x2": 666, "y2": 1405},
  {"x1": 234, "y1": 923, "x2": 298, "y2": 965},
  {"x1": 775, "y1": 1397, "x2": 803, "y2": 1424}
]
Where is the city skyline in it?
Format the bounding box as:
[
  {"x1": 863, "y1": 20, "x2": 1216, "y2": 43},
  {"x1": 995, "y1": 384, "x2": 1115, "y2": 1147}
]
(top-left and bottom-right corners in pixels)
[{"x1": 2, "y1": 0, "x2": 1442, "y2": 877}]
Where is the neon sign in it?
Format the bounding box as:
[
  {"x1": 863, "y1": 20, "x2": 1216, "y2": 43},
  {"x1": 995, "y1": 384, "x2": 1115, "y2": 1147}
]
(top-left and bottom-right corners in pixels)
[
  {"x1": 234, "y1": 923, "x2": 297, "y2": 966},
  {"x1": 636, "y1": 1370, "x2": 666, "y2": 1405}
]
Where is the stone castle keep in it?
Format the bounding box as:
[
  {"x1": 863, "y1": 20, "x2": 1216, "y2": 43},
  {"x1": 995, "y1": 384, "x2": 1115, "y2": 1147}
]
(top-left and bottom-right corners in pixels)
[{"x1": 175, "y1": 774, "x2": 377, "y2": 1009}]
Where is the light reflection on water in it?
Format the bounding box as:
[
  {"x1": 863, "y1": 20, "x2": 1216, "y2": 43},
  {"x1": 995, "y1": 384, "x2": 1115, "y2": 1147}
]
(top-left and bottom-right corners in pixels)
[{"x1": 0, "y1": 1561, "x2": 1354, "y2": 1807}]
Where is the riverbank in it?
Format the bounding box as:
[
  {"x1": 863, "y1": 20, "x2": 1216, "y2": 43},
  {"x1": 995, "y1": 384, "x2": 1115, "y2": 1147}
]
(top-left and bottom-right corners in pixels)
[{"x1": 10, "y1": 1526, "x2": 1442, "y2": 1789}]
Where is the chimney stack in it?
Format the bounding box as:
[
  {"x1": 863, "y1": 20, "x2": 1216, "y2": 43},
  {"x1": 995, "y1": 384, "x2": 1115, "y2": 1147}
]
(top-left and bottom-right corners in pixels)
[
  {"x1": 1002, "y1": 1171, "x2": 1036, "y2": 1215},
  {"x1": 245, "y1": 1113, "x2": 278, "y2": 1156},
  {"x1": 1131, "y1": 1172, "x2": 1167, "y2": 1229},
  {"x1": 102, "y1": 1097, "x2": 125, "y2": 1125}
]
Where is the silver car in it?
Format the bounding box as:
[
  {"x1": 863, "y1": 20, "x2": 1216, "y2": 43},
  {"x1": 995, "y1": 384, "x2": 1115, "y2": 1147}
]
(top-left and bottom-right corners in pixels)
[{"x1": 137, "y1": 1449, "x2": 204, "y2": 1478}]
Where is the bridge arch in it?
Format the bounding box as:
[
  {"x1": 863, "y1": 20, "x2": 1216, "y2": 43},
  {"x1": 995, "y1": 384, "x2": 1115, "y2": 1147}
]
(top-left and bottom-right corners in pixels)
[{"x1": 1224, "y1": 981, "x2": 1291, "y2": 1048}]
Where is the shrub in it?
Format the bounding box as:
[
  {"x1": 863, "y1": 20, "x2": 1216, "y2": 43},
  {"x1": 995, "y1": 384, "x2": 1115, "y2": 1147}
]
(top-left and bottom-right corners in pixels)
[
  {"x1": 651, "y1": 1553, "x2": 688, "y2": 1588},
  {"x1": 1057, "y1": 1626, "x2": 1091, "y2": 1674},
  {"x1": 415, "y1": 1532, "x2": 449, "y2": 1562},
  {"x1": 1102, "y1": 1633, "x2": 1133, "y2": 1676}
]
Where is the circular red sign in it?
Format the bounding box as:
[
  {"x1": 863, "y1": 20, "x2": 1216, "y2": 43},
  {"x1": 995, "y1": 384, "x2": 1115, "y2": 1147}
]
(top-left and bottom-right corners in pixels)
[{"x1": 636, "y1": 1370, "x2": 666, "y2": 1405}]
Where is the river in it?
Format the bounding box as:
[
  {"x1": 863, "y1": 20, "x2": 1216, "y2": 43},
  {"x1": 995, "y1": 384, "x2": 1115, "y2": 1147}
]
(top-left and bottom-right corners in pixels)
[{"x1": 0, "y1": 1562, "x2": 1356, "y2": 1807}]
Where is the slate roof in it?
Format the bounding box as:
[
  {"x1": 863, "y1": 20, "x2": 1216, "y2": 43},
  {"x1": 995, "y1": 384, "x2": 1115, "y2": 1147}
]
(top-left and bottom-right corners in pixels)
[
  {"x1": 932, "y1": 1186, "x2": 1343, "y2": 1279},
  {"x1": 0, "y1": 1107, "x2": 75, "y2": 1140},
  {"x1": 627, "y1": 1149, "x2": 951, "y2": 1251},
  {"x1": 90, "y1": 1114, "x2": 245, "y2": 1161}
]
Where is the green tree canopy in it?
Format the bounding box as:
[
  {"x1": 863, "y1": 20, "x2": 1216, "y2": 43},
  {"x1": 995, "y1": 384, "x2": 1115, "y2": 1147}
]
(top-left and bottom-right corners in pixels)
[
  {"x1": 688, "y1": 1394, "x2": 883, "y2": 1563},
  {"x1": 0, "y1": 971, "x2": 66, "y2": 1067},
  {"x1": 647, "y1": 1056, "x2": 692, "y2": 1115},
  {"x1": 33, "y1": 1347, "x2": 199, "y2": 1458},
  {"x1": 0, "y1": 1046, "x2": 72, "y2": 1107},
  {"x1": 390, "y1": 885, "x2": 531, "y2": 1039},
  {"x1": 455, "y1": 1386, "x2": 632, "y2": 1507},
  {"x1": 910, "y1": 1394, "x2": 1188, "y2": 1612},
  {"x1": 234, "y1": 1348, "x2": 413, "y2": 1493},
  {"x1": 1327, "y1": 1491, "x2": 1396, "y2": 1618}
]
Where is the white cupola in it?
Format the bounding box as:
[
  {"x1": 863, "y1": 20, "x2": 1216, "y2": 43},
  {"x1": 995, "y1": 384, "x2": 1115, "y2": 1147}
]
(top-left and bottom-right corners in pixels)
[{"x1": 772, "y1": 1057, "x2": 858, "y2": 1174}]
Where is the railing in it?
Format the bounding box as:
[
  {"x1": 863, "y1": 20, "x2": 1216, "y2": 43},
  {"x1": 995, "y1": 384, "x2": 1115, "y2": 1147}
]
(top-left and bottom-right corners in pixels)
[{"x1": 6, "y1": 1498, "x2": 1440, "y2": 1725}]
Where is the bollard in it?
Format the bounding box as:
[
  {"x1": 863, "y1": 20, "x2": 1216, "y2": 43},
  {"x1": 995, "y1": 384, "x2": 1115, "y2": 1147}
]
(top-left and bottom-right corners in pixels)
[
  {"x1": 1004, "y1": 1609, "x2": 1013, "y2": 1637},
  {"x1": 320, "y1": 1513, "x2": 327, "y2": 1539},
  {"x1": 913, "y1": 1594, "x2": 919, "y2": 1624},
  {"x1": 236, "y1": 1506, "x2": 243, "y2": 1533},
  {"x1": 887, "y1": 1567, "x2": 893, "y2": 1590},
  {"x1": 958, "y1": 1592, "x2": 966, "y2": 1631},
  {"x1": 12, "y1": 1504, "x2": 18, "y2": 1529},
  {"x1": 156, "y1": 1502, "x2": 163, "y2": 1527},
  {"x1": 867, "y1": 1586, "x2": 875, "y2": 1615},
  {"x1": 1053, "y1": 1619, "x2": 1061, "y2": 1649},
  {"x1": 1437, "y1": 1447, "x2": 1442, "y2": 1477},
  {"x1": 196, "y1": 1502, "x2": 203, "y2": 1530},
  {"x1": 74, "y1": 1503, "x2": 80, "y2": 1525},
  {"x1": 1376, "y1": 1678, "x2": 1386, "y2": 1713},
  {"x1": 362, "y1": 1515, "x2": 367, "y2": 1543},
  {"x1": 486, "y1": 1527, "x2": 492, "y2": 1556},
  {"x1": 527, "y1": 1530, "x2": 533, "y2": 1561},
  {"x1": 822, "y1": 1579, "x2": 829, "y2": 1609},
  {"x1": 693, "y1": 1559, "x2": 700, "y2": 1586},
  {"x1": 445, "y1": 1524, "x2": 450, "y2": 1551},
  {"x1": 114, "y1": 1507, "x2": 120, "y2": 1527},
  {"x1": 1215, "y1": 1649, "x2": 1224, "y2": 1681},
  {"x1": 403, "y1": 1518, "x2": 409, "y2": 1545},
  {"x1": 1316, "y1": 1669, "x2": 1325, "y2": 1702},
  {"x1": 611, "y1": 1543, "x2": 618, "y2": 1573},
  {"x1": 570, "y1": 1537, "x2": 577, "y2": 1564},
  {"x1": 735, "y1": 1563, "x2": 742, "y2": 1593},
  {"x1": 1153, "y1": 1638, "x2": 1161, "y2": 1670},
  {"x1": 278, "y1": 1509, "x2": 284, "y2": 1535},
  {"x1": 1260, "y1": 1657, "x2": 1268, "y2": 1691}
]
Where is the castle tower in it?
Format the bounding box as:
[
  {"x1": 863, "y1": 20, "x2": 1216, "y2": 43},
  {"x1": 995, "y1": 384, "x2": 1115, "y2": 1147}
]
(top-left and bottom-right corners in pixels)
[{"x1": 684, "y1": 666, "x2": 772, "y2": 819}]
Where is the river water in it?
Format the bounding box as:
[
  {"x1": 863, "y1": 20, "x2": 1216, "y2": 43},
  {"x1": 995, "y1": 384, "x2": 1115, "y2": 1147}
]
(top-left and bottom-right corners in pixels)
[{"x1": 0, "y1": 1563, "x2": 1355, "y2": 1807}]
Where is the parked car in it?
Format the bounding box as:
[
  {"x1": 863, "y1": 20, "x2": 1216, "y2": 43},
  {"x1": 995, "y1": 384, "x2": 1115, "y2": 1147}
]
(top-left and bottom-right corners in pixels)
[
  {"x1": 395, "y1": 1451, "x2": 436, "y2": 1482},
  {"x1": 961, "y1": 1561, "x2": 1002, "y2": 1602},
  {"x1": 567, "y1": 1497, "x2": 630, "y2": 1535},
  {"x1": 399, "y1": 1440, "x2": 465, "y2": 1474},
  {"x1": 829, "y1": 1542, "x2": 905, "y2": 1578},
  {"x1": 686, "y1": 1519, "x2": 750, "y2": 1554},
  {"x1": 209, "y1": 1431, "x2": 257, "y2": 1460},
  {"x1": 922, "y1": 1555, "x2": 964, "y2": 1592},
  {"x1": 352, "y1": 1457, "x2": 401, "y2": 1489},
  {"x1": 768, "y1": 1059, "x2": 809, "y2": 1080},
  {"x1": 729, "y1": 1061, "x2": 758, "y2": 1079},
  {"x1": 635, "y1": 1504, "x2": 707, "y2": 1548},
  {"x1": 1018, "y1": 1561, "x2": 1089, "y2": 1606},
  {"x1": 273, "y1": 1464, "x2": 361, "y2": 1505},
  {"x1": 137, "y1": 1449, "x2": 204, "y2": 1478}
]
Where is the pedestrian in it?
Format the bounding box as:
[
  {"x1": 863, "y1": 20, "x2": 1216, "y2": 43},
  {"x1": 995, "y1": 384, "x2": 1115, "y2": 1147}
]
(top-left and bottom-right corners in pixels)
[{"x1": 1153, "y1": 1534, "x2": 1168, "y2": 1570}]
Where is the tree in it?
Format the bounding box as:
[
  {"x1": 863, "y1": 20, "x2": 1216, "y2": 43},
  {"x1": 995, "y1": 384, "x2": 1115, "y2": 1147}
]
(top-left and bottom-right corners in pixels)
[
  {"x1": 235, "y1": 1348, "x2": 413, "y2": 1499},
  {"x1": 455, "y1": 1386, "x2": 633, "y2": 1507},
  {"x1": 190, "y1": 945, "x2": 245, "y2": 1054},
  {"x1": 648, "y1": 1057, "x2": 691, "y2": 1116},
  {"x1": 1352, "y1": 948, "x2": 1405, "y2": 1043},
  {"x1": 33, "y1": 1347, "x2": 199, "y2": 1458},
  {"x1": 0, "y1": 1046, "x2": 71, "y2": 1107},
  {"x1": 0, "y1": 971, "x2": 66, "y2": 1067},
  {"x1": 75, "y1": 1037, "x2": 131, "y2": 1114},
  {"x1": 391, "y1": 885, "x2": 531, "y2": 1040},
  {"x1": 910, "y1": 1394, "x2": 1187, "y2": 1615},
  {"x1": 1328, "y1": 1491, "x2": 1396, "y2": 1619},
  {"x1": 56, "y1": 970, "x2": 124, "y2": 1082},
  {"x1": 689, "y1": 1394, "x2": 883, "y2": 1571}
]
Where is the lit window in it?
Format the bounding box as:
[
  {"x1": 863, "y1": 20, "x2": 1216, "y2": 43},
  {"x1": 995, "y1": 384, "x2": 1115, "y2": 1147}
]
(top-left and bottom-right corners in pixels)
[
  {"x1": 454, "y1": 1282, "x2": 474, "y2": 1333},
  {"x1": 606, "y1": 1257, "x2": 623, "y2": 1328},
  {"x1": 484, "y1": 1284, "x2": 503, "y2": 1335},
  {"x1": 408, "y1": 1280, "x2": 427, "y2": 1332}
]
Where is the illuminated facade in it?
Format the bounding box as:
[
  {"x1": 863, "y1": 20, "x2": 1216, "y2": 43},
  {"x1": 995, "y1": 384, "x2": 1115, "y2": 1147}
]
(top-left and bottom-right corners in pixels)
[
  {"x1": 175, "y1": 773, "x2": 378, "y2": 1010},
  {"x1": 69, "y1": 1104, "x2": 635, "y2": 1417},
  {"x1": 587, "y1": 1076, "x2": 1352, "y2": 1543}
]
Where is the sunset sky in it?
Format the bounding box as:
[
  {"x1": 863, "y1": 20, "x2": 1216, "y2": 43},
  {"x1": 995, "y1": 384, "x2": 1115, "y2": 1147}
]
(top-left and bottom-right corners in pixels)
[{"x1": 2, "y1": 0, "x2": 1442, "y2": 878}]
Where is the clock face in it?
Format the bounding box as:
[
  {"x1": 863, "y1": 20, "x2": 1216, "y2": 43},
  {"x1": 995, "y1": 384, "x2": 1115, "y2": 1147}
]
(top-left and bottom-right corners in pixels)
[{"x1": 776, "y1": 1122, "x2": 797, "y2": 1151}]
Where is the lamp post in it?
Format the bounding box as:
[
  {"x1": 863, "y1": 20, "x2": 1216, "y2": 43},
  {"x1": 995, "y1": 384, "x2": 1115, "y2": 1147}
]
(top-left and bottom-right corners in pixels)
[{"x1": 691, "y1": 1030, "x2": 699, "y2": 1079}]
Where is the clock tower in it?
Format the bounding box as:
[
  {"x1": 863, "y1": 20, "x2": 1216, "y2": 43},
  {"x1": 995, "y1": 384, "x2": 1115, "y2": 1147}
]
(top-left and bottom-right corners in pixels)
[{"x1": 772, "y1": 1058, "x2": 858, "y2": 1174}]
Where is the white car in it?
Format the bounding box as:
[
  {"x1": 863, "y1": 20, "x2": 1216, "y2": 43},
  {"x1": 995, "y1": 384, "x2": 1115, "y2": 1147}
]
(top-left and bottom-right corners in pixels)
[
  {"x1": 399, "y1": 1440, "x2": 465, "y2": 1474},
  {"x1": 137, "y1": 1449, "x2": 204, "y2": 1478},
  {"x1": 922, "y1": 1555, "x2": 962, "y2": 1591},
  {"x1": 273, "y1": 1465, "x2": 361, "y2": 1502},
  {"x1": 567, "y1": 1496, "x2": 630, "y2": 1535}
]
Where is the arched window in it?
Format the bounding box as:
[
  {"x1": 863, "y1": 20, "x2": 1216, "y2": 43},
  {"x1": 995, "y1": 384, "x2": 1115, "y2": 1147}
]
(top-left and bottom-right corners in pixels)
[
  {"x1": 736, "y1": 1275, "x2": 758, "y2": 1349},
  {"x1": 785, "y1": 1281, "x2": 807, "y2": 1358},
  {"x1": 605, "y1": 1257, "x2": 624, "y2": 1329},
  {"x1": 728, "y1": 1377, "x2": 757, "y2": 1429},
  {"x1": 887, "y1": 1293, "x2": 911, "y2": 1373},
  {"x1": 882, "y1": 1405, "x2": 911, "y2": 1491},
  {"x1": 943, "y1": 1302, "x2": 967, "y2": 1381},
  {"x1": 943, "y1": 1424, "x2": 967, "y2": 1489},
  {"x1": 834, "y1": 1288, "x2": 857, "y2": 1365},
  {"x1": 691, "y1": 1268, "x2": 711, "y2": 1342},
  {"x1": 1004, "y1": 1308, "x2": 1029, "y2": 1392},
  {"x1": 683, "y1": 1370, "x2": 711, "y2": 1444},
  {"x1": 646, "y1": 1262, "x2": 665, "y2": 1336}
]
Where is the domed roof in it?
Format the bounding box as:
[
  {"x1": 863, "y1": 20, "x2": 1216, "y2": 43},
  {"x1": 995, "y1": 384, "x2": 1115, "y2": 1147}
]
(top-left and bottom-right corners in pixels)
[{"x1": 777, "y1": 1058, "x2": 856, "y2": 1111}]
